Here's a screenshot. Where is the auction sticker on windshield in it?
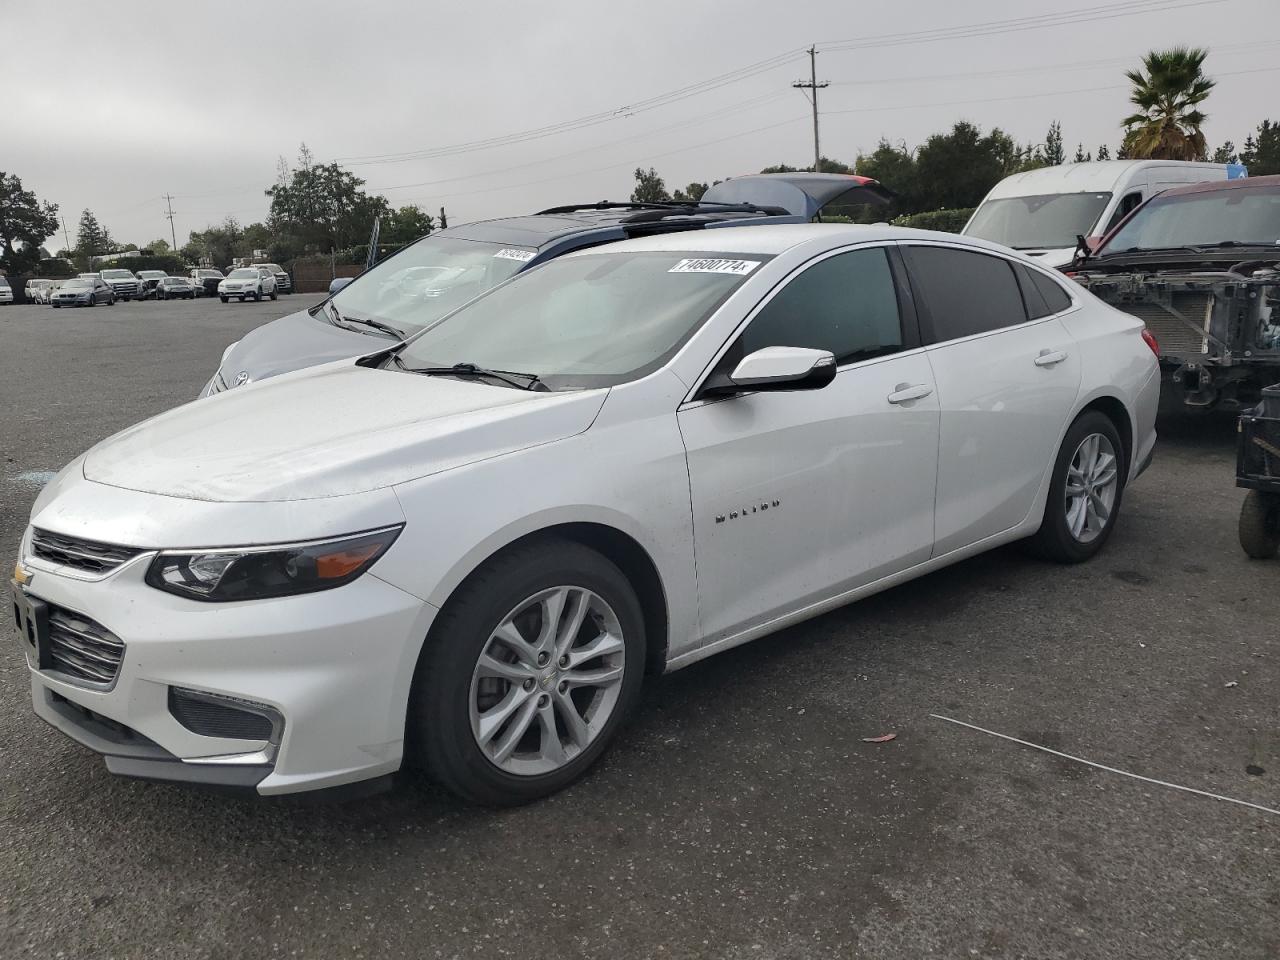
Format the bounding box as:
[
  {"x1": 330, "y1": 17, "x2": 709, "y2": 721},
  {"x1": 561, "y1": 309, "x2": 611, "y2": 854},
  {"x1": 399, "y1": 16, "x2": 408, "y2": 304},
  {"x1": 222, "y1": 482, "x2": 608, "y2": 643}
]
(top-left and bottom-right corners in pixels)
[
  {"x1": 493, "y1": 248, "x2": 536, "y2": 262},
  {"x1": 668, "y1": 258, "x2": 760, "y2": 275}
]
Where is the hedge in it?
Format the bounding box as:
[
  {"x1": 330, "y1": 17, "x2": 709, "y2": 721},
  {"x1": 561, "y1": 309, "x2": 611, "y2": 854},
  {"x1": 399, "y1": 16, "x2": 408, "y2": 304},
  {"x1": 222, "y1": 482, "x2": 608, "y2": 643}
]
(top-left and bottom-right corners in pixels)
[{"x1": 890, "y1": 208, "x2": 975, "y2": 233}]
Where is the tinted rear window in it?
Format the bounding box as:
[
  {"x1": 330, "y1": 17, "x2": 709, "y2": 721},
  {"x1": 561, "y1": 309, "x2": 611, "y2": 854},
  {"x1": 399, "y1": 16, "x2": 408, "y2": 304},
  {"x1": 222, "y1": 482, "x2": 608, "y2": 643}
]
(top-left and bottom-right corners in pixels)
[
  {"x1": 1028, "y1": 269, "x2": 1072, "y2": 314},
  {"x1": 904, "y1": 246, "x2": 1028, "y2": 342}
]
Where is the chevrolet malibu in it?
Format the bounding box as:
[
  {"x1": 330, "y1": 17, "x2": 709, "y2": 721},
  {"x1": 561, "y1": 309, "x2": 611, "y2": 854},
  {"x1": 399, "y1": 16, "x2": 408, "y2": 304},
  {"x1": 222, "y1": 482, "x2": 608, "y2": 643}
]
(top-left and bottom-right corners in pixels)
[{"x1": 11, "y1": 225, "x2": 1159, "y2": 805}]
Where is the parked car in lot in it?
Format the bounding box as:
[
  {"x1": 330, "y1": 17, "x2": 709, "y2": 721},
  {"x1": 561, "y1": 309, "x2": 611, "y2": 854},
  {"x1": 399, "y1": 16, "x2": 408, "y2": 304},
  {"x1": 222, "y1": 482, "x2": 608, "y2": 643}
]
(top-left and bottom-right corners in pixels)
[
  {"x1": 99, "y1": 268, "x2": 143, "y2": 301},
  {"x1": 963, "y1": 160, "x2": 1242, "y2": 270},
  {"x1": 24, "y1": 279, "x2": 54, "y2": 304},
  {"x1": 50, "y1": 277, "x2": 115, "y2": 307},
  {"x1": 135, "y1": 270, "x2": 169, "y2": 299},
  {"x1": 189, "y1": 268, "x2": 224, "y2": 297},
  {"x1": 218, "y1": 267, "x2": 277, "y2": 303},
  {"x1": 155, "y1": 276, "x2": 196, "y2": 300},
  {"x1": 200, "y1": 173, "x2": 895, "y2": 396},
  {"x1": 11, "y1": 224, "x2": 1159, "y2": 805},
  {"x1": 0, "y1": 277, "x2": 12, "y2": 304},
  {"x1": 252, "y1": 262, "x2": 292, "y2": 293},
  {"x1": 1072, "y1": 174, "x2": 1280, "y2": 411}
]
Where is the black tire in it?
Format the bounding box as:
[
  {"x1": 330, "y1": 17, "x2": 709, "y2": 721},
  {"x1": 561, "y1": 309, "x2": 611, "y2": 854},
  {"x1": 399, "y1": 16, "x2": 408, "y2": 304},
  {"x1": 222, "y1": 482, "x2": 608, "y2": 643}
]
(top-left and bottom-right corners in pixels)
[
  {"x1": 220, "y1": 296, "x2": 228, "y2": 303},
  {"x1": 253, "y1": 289, "x2": 262, "y2": 302},
  {"x1": 1028, "y1": 410, "x2": 1126, "y2": 563},
  {"x1": 410, "y1": 539, "x2": 646, "y2": 806},
  {"x1": 1238, "y1": 490, "x2": 1280, "y2": 560},
  {"x1": 87, "y1": 296, "x2": 95, "y2": 307},
  {"x1": 269, "y1": 290, "x2": 277, "y2": 301},
  {"x1": 106, "y1": 298, "x2": 114, "y2": 307}
]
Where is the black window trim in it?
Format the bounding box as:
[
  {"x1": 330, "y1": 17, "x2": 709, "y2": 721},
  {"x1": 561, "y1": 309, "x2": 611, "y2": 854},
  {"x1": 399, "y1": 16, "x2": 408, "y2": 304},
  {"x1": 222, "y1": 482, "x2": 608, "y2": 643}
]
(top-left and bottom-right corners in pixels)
[
  {"x1": 895, "y1": 240, "x2": 1078, "y2": 348},
  {"x1": 688, "y1": 241, "x2": 924, "y2": 403}
]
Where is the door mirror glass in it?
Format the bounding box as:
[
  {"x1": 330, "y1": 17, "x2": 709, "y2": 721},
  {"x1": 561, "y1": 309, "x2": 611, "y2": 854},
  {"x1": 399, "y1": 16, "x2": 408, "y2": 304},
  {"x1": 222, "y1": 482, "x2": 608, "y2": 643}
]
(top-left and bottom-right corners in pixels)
[{"x1": 729, "y1": 346, "x2": 837, "y2": 391}]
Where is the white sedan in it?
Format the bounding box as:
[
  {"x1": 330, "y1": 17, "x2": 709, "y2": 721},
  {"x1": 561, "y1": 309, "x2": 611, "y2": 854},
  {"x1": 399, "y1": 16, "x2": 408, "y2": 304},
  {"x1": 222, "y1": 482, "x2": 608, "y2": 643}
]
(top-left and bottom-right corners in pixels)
[
  {"x1": 11, "y1": 224, "x2": 1159, "y2": 805},
  {"x1": 218, "y1": 267, "x2": 277, "y2": 303}
]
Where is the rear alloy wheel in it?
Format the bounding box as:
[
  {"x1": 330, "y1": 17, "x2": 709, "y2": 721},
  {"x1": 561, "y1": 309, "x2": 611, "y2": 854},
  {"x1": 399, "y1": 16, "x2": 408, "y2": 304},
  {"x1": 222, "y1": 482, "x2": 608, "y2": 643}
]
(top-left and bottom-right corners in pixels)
[
  {"x1": 412, "y1": 540, "x2": 645, "y2": 806},
  {"x1": 1238, "y1": 490, "x2": 1280, "y2": 559},
  {"x1": 1029, "y1": 410, "x2": 1125, "y2": 563}
]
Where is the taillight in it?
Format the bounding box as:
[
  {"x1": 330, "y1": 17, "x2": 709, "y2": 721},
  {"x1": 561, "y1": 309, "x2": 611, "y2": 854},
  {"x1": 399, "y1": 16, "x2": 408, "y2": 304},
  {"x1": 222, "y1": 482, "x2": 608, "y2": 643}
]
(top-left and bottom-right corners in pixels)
[{"x1": 1141, "y1": 328, "x2": 1160, "y2": 356}]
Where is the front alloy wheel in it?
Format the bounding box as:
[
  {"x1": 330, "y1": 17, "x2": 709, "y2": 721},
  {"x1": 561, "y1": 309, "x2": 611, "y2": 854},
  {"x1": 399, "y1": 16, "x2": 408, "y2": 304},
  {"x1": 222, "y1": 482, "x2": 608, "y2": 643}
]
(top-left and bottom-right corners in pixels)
[
  {"x1": 411, "y1": 539, "x2": 645, "y2": 806},
  {"x1": 470, "y1": 586, "x2": 625, "y2": 776}
]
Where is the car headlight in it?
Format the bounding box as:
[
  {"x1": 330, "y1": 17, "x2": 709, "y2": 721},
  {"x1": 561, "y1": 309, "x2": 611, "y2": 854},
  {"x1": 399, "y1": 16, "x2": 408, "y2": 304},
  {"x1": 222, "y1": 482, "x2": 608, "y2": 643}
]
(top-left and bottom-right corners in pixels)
[{"x1": 145, "y1": 526, "x2": 403, "y2": 602}]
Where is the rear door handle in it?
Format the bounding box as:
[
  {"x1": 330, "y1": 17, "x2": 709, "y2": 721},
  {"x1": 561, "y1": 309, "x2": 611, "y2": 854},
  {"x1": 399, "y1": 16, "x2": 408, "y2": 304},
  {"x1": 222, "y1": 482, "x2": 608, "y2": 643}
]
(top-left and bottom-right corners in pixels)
[
  {"x1": 1034, "y1": 349, "x2": 1068, "y2": 367},
  {"x1": 887, "y1": 383, "x2": 933, "y2": 405}
]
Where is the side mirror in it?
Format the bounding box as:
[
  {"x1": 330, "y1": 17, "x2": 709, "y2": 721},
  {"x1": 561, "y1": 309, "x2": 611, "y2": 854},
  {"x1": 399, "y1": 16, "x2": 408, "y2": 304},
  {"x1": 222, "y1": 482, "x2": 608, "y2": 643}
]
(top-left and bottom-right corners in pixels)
[
  {"x1": 329, "y1": 277, "x2": 354, "y2": 295},
  {"x1": 728, "y1": 346, "x2": 837, "y2": 392}
]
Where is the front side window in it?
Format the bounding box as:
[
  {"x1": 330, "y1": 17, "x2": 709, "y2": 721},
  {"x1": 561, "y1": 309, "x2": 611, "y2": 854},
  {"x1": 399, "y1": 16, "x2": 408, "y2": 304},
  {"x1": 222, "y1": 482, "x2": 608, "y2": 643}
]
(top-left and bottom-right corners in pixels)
[
  {"x1": 740, "y1": 247, "x2": 904, "y2": 364},
  {"x1": 394, "y1": 251, "x2": 763, "y2": 390},
  {"x1": 965, "y1": 192, "x2": 1112, "y2": 250},
  {"x1": 904, "y1": 246, "x2": 1028, "y2": 342}
]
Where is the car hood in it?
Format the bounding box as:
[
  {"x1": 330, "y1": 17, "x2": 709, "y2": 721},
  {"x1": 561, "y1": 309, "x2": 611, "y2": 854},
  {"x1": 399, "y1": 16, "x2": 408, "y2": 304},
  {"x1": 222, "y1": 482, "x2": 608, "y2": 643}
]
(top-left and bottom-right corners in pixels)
[
  {"x1": 82, "y1": 363, "x2": 608, "y2": 502},
  {"x1": 215, "y1": 306, "x2": 389, "y2": 385},
  {"x1": 1011, "y1": 246, "x2": 1075, "y2": 269}
]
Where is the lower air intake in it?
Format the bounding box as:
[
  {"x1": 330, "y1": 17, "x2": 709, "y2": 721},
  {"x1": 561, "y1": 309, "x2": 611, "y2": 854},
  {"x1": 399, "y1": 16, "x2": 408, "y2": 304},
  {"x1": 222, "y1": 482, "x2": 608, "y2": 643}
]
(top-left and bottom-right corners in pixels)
[{"x1": 168, "y1": 688, "x2": 279, "y2": 742}]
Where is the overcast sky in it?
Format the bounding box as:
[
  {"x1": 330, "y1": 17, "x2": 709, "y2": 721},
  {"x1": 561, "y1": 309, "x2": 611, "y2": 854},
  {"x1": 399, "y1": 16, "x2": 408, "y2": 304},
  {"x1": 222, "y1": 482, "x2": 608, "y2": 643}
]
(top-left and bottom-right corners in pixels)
[{"x1": 9, "y1": 0, "x2": 1278, "y2": 250}]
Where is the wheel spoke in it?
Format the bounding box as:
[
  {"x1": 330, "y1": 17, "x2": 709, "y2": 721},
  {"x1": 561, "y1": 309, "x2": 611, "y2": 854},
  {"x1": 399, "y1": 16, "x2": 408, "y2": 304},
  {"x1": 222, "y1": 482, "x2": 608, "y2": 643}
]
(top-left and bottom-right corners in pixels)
[
  {"x1": 553, "y1": 689, "x2": 591, "y2": 748},
  {"x1": 492, "y1": 620, "x2": 539, "y2": 666},
  {"x1": 1067, "y1": 496, "x2": 1088, "y2": 537},
  {"x1": 476, "y1": 685, "x2": 534, "y2": 748},
  {"x1": 491, "y1": 696, "x2": 540, "y2": 764},
  {"x1": 535, "y1": 588, "x2": 570, "y2": 652},
  {"x1": 553, "y1": 590, "x2": 590, "y2": 659},
  {"x1": 476, "y1": 653, "x2": 534, "y2": 683},
  {"x1": 1088, "y1": 490, "x2": 1111, "y2": 525},
  {"x1": 567, "y1": 632, "x2": 625, "y2": 669},
  {"x1": 537, "y1": 703, "x2": 568, "y2": 765},
  {"x1": 562, "y1": 663, "x2": 624, "y2": 689}
]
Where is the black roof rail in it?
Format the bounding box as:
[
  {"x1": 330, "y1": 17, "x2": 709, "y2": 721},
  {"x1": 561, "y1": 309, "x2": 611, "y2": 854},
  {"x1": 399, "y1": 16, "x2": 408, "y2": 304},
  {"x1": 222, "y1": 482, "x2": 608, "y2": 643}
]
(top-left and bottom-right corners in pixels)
[
  {"x1": 620, "y1": 203, "x2": 790, "y2": 224},
  {"x1": 535, "y1": 201, "x2": 697, "y2": 215}
]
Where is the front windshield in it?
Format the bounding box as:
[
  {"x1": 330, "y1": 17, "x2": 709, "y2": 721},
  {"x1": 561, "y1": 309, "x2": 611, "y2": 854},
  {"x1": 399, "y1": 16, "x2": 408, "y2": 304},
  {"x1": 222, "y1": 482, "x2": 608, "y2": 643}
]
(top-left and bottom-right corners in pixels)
[
  {"x1": 329, "y1": 235, "x2": 536, "y2": 336},
  {"x1": 1102, "y1": 184, "x2": 1280, "y2": 254},
  {"x1": 256, "y1": 263, "x2": 283, "y2": 272},
  {"x1": 101, "y1": 270, "x2": 133, "y2": 279},
  {"x1": 394, "y1": 251, "x2": 765, "y2": 390},
  {"x1": 64, "y1": 280, "x2": 92, "y2": 289},
  {"x1": 228, "y1": 268, "x2": 258, "y2": 279},
  {"x1": 965, "y1": 192, "x2": 1112, "y2": 249},
  {"x1": 139, "y1": 271, "x2": 166, "y2": 279},
  {"x1": 198, "y1": 270, "x2": 223, "y2": 277}
]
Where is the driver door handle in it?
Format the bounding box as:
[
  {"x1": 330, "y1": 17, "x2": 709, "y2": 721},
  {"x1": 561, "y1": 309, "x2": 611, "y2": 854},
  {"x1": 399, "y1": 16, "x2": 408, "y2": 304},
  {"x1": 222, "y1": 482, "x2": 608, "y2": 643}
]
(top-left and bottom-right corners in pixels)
[
  {"x1": 1034, "y1": 349, "x2": 1069, "y2": 367},
  {"x1": 887, "y1": 383, "x2": 933, "y2": 405}
]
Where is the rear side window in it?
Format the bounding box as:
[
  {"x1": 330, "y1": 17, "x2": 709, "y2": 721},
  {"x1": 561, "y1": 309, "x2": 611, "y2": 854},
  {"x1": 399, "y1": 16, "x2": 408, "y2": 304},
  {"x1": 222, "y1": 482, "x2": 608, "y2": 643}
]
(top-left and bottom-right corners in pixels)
[
  {"x1": 740, "y1": 248, "x2": 904, "y2": 364},
  {"x1": 903, "y1": 246, "x2": 1027, "y2": 342},
  {"x1": 1028, "y1": 268, "x2": 1072, "y2": 315}
]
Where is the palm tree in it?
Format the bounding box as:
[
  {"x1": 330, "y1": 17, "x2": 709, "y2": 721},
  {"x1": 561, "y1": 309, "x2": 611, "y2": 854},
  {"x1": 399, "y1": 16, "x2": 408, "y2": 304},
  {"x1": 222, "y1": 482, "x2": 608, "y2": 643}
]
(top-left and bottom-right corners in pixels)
[{"x1": 1121, "y1": 47, "x2": 1215, "y2": 160}]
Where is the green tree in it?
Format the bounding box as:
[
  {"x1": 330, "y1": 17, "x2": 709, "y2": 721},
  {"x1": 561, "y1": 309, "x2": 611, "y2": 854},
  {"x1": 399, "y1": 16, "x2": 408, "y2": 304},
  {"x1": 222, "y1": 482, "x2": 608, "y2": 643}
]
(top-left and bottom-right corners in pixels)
[
  {"x1": 915, "y1": 122, "x2": 1012, "y2": 211},
  {"x1": 183, "y1": 216, "x2": 241, "y2": 267},
  {"x1": 383, "y1": 204, "x2": 436, "y2": 244},
  {"x1": 1240, "y1": 120, "x2": 1280, "y2": 175},
  {"x1": 144, "y1": 239, "x2": 170, "y2": 255},
  {"x1": 1, "y1": 172, "x2": 60, "y2": 276},
  {"x1": 1121, "y1": 47, "x2": 1215, "y2": 160},
  {"x1": 75, "y1": 209, "x2": 112, "y2": 267},
  {"x1": 673, "y1": 182, "x2": 710, "y2": 202},
  {"x1": 854, "y1": 139, "x2": 918, "y2": 217},
  {"x1": 1097, "y1": 144, "x2": 1111, "y2": 160},
  {"x1": 267, "y1": 143, "x2": 391, "y2": 252},
  {"x1": 1043, "y1": 121, "x2": 1065, "y2": 165},
  {"x1": 630, "y1": 167, "x2": 671, "y2": 203},
  {"x1": 1073, "y1": 143, "x2": 1092, "y2": 162},
  {"x1": 1210, "y1": 141, "x2": 1238, "y2": 164}
]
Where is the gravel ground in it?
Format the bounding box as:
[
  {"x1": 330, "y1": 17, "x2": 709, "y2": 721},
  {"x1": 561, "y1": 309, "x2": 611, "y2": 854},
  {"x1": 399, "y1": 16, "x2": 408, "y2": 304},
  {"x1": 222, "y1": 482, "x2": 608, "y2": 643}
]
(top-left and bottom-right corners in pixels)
[{"x1": 0, "y1": 299, "x2": 1277, "y2": 960}]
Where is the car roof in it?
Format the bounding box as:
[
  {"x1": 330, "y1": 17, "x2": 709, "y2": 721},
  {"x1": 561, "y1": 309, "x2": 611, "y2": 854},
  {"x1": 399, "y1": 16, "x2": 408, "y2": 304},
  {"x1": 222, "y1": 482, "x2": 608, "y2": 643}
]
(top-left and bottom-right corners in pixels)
[
  {"x1": 440, "y1": 174, "x2": 895, "y2": 250},
  {"x1": 1155, "y1": 172, "x2": 1280, "y2": 198},
  {"x1": 570, "y1": 222, "x2": 1021, "y2": 258},
  {"x1": 984, "y1": 159, "x2": 1230, "y2": 198}
]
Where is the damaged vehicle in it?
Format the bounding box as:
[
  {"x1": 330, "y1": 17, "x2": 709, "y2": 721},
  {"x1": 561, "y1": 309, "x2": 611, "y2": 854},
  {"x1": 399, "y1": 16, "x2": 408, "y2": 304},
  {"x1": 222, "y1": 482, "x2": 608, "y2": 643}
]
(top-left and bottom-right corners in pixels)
[{"x1": 1073, "y1": 174, "x2": 1280, "y2": 411}]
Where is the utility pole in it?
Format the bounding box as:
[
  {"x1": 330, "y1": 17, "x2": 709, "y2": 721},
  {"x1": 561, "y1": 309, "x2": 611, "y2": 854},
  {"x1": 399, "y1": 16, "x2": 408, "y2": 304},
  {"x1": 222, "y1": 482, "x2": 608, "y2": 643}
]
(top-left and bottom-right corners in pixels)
[
  {"x1": 61, "y1": 216, "x2": 71, "y2": 256},
  {"x1": 792, "y1": 46, "x2": 828, "y2": 172},
  {"x1": 439, "y1": 206, "x2": 448, "y2": 230},
  {"x1": 163, "y1": 194, "x2": 178, "y2": 252}
]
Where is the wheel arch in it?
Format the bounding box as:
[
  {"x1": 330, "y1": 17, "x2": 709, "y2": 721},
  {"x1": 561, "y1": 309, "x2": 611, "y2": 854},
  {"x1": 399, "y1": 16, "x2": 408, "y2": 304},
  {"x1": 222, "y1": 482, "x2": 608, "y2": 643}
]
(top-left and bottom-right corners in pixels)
[
  {"x1": 1075, "y1": 393, "x2": 1134, "y2": 482},
  {"x1": 427, "y1": 520, "x2": 671, "y2": 677}
]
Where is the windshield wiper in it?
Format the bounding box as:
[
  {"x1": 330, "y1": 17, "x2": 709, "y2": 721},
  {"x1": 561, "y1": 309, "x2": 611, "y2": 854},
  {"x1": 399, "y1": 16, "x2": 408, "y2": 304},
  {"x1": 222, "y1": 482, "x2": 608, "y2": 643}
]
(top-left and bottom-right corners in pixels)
[
  {"x1": 324, "y1": 300, "x2": 407, "y2": 340},
  {"x1": 393, "y1": 357, "x2": 547, "y2": 391}
]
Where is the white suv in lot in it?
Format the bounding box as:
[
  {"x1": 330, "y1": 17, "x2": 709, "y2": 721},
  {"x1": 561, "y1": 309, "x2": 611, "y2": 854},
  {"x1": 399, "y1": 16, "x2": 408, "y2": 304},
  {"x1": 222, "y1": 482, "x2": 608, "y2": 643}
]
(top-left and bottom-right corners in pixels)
[
  {"x1": 11, "y1": 225, "x2": 1159, "y2": 805},
  {"x1": 218, "y1": 267, "x2": 277, "y2": 303}
]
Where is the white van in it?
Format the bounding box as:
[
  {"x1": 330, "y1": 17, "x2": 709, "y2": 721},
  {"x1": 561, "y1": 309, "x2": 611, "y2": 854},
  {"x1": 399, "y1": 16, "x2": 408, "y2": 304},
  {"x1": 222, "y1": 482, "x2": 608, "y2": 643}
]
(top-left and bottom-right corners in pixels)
[{"x1": 962, "y1": 160, "x2": 1245, "y2": 269}]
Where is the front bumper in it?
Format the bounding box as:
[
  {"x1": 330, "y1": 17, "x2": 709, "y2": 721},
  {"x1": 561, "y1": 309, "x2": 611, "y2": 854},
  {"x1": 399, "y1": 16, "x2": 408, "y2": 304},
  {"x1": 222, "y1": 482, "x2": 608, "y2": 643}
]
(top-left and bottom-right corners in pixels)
[{"x1": 12, "y1": 546, "x2": 436, "y2": 796}]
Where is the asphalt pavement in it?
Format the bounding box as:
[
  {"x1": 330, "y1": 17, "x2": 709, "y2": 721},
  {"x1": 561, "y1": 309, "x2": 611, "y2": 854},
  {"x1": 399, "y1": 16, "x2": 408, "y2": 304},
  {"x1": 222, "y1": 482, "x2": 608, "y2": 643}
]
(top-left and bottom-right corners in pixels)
[{"x1": 0, "y1": 299, "x2": 1276, "y2": 960}]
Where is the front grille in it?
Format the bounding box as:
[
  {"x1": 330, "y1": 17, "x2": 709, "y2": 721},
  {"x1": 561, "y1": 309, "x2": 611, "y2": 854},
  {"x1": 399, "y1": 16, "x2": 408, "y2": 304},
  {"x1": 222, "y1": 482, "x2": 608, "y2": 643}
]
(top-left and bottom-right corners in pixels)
[
  {"x1": 1119, "y1": 292, "x2": 1212, "y2": 358},
  {"x1": 46, "y1": 605, "x2": 125, "y2": 685},
  {"x1": 169, "y1": 688, "x2": 277, "y2": 741},
  {"x1": 31, "y1": 528, "x2": 143, "y2": 574}
]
